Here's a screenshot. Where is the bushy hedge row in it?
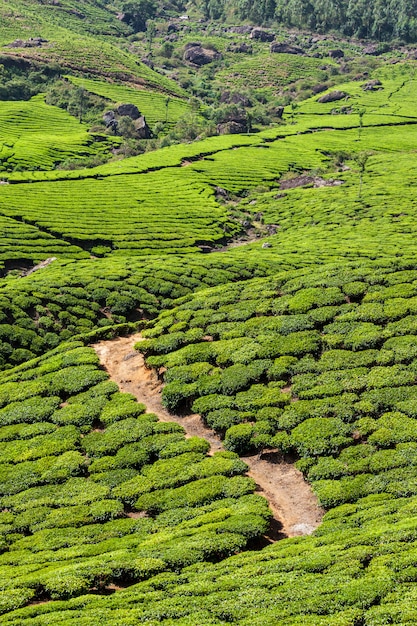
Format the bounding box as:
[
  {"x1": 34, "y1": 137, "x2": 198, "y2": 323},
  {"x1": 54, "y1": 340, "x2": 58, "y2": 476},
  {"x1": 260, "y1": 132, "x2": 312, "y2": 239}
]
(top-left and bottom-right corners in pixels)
[
  {"x1": 139, "y1": 259, "x2": 417, "y2": 515},
  {"x1": 0, "y1": 342, "x2": 269, "y2": 611}
]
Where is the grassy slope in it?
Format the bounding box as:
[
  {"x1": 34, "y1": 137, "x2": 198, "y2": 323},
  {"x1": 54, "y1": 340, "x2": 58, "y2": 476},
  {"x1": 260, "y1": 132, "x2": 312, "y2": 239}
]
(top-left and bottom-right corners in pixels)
[
  {"x1": 0, "y1": 94, "x2": 117, "y2": 171},
  {"x1": 0, "y1": 0, "x2": 184, "y2": 93},
  {"x1": 1, "y1": 16, "x2": 417, "y2": 622}
]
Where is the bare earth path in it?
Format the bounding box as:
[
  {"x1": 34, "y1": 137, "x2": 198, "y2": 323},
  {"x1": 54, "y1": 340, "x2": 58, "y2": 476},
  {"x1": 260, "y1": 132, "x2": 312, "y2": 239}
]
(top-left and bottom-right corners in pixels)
[{"x1": 92, "y1": 333, "x2": 324, "y2": 538}]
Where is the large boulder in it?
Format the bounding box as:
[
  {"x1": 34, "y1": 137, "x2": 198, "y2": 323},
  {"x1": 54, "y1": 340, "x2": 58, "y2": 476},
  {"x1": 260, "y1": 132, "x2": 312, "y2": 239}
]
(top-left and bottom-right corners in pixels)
[
  {"x1": 329, "y1": 49, "x2": 344, "y2": 59},
  {"x1": 317, "y1": 90, "x2": 348, "y2": 103},
  {"x1": 250, "y1": 28, "x2": 275, "y2": 42},
  {"x1": 134, "y1": 116, "x2": 152, "y2": 139},
  {"x1": 141, "y1": 57, "x2": 154, "y2": 69},
  {"x1": 361, "y1": 79, "x2": 382, "y2": 91},
  {"x1": 183, "y1": 45, "x2": 221, "y2": 66},
  {"x1": 103, "y1": 111, "x2": 116, "y2": 127},
  {"x1": 116, "y1": 104, "x2": 141, "y2": 120},
  {"x1": 270, "y1": 41, "x2": 303, "y2": 55},
  {"x1": 7, "y1": 37, "x2": 48, "y2": 48},
  {"x1": 217, "y1": 120, "x2": 247, "y2": 135},
  {"x1": 363, "y1": 43, "x2": 389, "y2": 55}
]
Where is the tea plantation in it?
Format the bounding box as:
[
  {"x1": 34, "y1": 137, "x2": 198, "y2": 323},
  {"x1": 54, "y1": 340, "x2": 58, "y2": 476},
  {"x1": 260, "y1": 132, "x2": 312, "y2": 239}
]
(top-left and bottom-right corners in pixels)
[{"x1": 2, "y1": 2, "x2": 417, "y2": 622}]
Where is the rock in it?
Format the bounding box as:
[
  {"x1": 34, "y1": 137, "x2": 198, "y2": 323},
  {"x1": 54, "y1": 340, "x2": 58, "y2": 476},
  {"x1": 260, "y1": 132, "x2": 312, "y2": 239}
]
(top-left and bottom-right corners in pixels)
[
  {"x1": 361, "y1": 79, "x2": 382, "y2": 91},
  {"x1": 134, "y1": 116, "x2": 152, "y2": 139},
  {"x1": 270, "y1": 42, "x2": 303, "y2": 55},
  {"x1": 317, "y1": 90, "x2": 348, "y2": 103},
  {"x1": 167, "y1": 23, "x2": 179, "y2": 33},
  {"x1": 141, "y1": 57, "x2": 154, "y2": 69},
  {"x1": 183, "y1": 45, "x2": 221, "y2": 66},
  {"x1": 227, "y1": 42, "x2": 253, "y2": 53},
  {"x1": 103, "y1": 111, "x2": 116, "y2": 127},
  {"x1": 363, "y1": 43, "x2": 389, "y2": 55},
  {"x1": 215, "y1": 186, "x2": 229, "y2": 198},
  {"x1": 250, "y1": 28, "x2": 275, "y2": 42},
  {"x1": 329, "y1": 48, "x2": 344, "y2": 58},
  {"x1": 272, "y1": 106, "x2": 284, "y2": 119},
  {"x1": 220, "y1": 91, "x2": 252, "y2": 107},
  {"x1": 262, "y1": 242, "x2": 272, "y2": 248},
  {"x1": 217, "y1": 121, "x2": 247, "y2": 135},
  {"x1": 116, "y1": 104, "x2": 141, "y2": 120},
  {"x1": 229, "y1": 25, "x2": 253, "y2": 34},
  {"x1": 7, "y1": 37, "x2": 48, "y2": 48}
]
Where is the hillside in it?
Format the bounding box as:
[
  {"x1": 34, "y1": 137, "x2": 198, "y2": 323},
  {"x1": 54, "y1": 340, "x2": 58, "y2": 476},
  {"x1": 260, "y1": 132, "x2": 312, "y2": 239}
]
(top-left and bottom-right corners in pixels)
[{"x1": 2, "y1": 2, "x2": 417, "y2": 624}]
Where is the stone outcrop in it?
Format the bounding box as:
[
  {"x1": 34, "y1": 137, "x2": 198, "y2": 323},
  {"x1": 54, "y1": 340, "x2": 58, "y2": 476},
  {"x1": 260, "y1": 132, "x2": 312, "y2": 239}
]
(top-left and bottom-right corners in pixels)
[
  {"x1": 116, "y1": 104, "x2": 141, "y2": 120},
  {"x1": 250, "y1": 28, "x2": 275, "y2": 42},
  {"x1": 183, "y1": 45, "x2": 221, "y2": 66},
  {"x1": 270, "y1": 42, "x2": 303, "y2": 55},
  {"x1": 317, "y1": 90, "x2": 348, "y2": 103}
]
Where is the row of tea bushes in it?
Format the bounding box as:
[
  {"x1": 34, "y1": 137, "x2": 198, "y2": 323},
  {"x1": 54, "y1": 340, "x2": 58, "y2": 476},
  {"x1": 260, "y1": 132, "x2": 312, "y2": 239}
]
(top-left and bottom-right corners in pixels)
[
  {"x1": 139, "y1": 259, "x2": 417, "y2": 509},
  {"x1": 0, "y1": 95, "x2": 114, "y2": 172},
  {"x1": 0, "y1": 249, "x2": 289, "y2": 369},
  {"x1": 5, "y1": 491, "x2": 417, "y2": 624},
  {"x1": 0, "y1": 341, "x2": 269, "y2": 613}
]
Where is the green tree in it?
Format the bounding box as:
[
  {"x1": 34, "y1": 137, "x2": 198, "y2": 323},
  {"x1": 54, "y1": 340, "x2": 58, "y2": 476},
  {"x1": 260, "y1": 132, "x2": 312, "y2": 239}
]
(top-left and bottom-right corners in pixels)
[
  {"x1": 354, "y1": 151, "x2": 371, "y2": 199},
  {"x1": 121, "y1": 0, "x2": 157, "y2": 32}
]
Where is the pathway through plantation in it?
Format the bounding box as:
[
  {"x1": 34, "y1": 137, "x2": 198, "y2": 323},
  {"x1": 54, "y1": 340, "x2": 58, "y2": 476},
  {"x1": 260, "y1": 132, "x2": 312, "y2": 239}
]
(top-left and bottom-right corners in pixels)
[{"x1": 93, "y1": 333, "x2": 324, "y2": 539}]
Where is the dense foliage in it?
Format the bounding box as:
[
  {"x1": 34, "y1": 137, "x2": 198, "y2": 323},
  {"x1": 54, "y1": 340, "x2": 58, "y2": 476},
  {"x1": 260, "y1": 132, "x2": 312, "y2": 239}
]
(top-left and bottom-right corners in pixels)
[
  {"x1": 1, "y1": 2, "x2": 417, "y2": 623},
  {"x1": 194, "y1": 0, "x2": 417, "y2": 41}
]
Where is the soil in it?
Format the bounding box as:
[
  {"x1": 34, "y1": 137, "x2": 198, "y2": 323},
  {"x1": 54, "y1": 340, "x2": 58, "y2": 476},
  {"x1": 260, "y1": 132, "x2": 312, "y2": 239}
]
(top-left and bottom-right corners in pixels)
[{"x1": 92, "y1": 333, "x2": 324, "y2": 538}]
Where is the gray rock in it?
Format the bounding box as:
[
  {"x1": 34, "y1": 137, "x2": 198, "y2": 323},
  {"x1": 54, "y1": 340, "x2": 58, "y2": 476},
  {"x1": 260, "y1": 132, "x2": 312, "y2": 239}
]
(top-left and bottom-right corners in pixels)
[
  {"x1": 262, "y1": 242, "x2": 272, "y2": 248},
  {"x1": 141, "y1": 57, "x2": 154, "y2": 69},
  {"x1": 317, "y1": 90, "x2": 348, "y2": 103},
  {"x1": 7, "y1": 37, "x2": 48, "y2": 48},
  {"x1": 217, "y1": 121, "x2": 247, "y2": 135},
  {"x1": 270, "y1": 42, "x2": 303, "y2": 55},
  {"x1": 184, "y1": 45, "x2": 221, "y2": 66},
  {"x1": 103, "y1": 111, "x2": 116, "y2": 127},
  {"x1": 273, "y1": 106, "x2": 284, "y2": 119},
  {"x1": 116, "y1": 104, "x2": 141, "y2": 120},
  {"x1": 361, "y1": 79, "x2": 382, "y2": 91},
  {"x1": 250, "y1": 28, "x2": 275, "y2": 42},
  {"x1": 229, "y1": 25, "x2": 253, "y2": 34},
  {"x1": 134, "y1": 116, "x2": 152, "y2": 139},
  {"x1": 329, "y1": 48, "x2": 344, "y2": 58}
]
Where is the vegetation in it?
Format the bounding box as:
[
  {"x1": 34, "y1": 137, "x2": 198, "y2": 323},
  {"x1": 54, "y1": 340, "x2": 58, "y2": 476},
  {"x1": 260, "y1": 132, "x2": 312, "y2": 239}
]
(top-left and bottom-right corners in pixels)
[{"x1": 1, "y1": 1, "x2": 417, "y2": 623}]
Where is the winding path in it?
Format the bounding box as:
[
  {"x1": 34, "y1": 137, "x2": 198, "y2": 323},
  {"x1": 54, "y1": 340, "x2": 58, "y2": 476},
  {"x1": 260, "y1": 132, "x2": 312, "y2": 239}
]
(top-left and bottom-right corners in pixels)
[{"x1": 92, "y1": 333, "x2": 324, "y2": 538}]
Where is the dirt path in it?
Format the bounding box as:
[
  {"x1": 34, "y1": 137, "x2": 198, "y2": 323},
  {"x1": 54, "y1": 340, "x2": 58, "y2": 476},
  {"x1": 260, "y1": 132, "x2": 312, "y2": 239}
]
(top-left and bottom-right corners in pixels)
[{"x1": 92, "y1": 333, "x2": 324, "y2": 538}]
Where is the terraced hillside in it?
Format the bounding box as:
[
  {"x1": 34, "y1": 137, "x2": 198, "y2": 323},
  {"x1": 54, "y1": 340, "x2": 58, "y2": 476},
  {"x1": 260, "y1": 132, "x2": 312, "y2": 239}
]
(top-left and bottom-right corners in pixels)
[{"x1": 2, "y1": 5, "x2": 417, "y2": 623}]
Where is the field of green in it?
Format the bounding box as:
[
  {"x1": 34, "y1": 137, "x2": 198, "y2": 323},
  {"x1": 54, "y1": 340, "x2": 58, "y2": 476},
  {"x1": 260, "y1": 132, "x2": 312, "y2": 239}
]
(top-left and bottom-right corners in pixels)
[
  {"x1": 67, "y1": 76, "x2": 191, "y2": 129},
  {"x1": 2, "y1": 9, "x2": 417, "y2": 622},
  {"x1": 0, "y1": 0, "x2": 184, "y2": 93},
  {"x1": 1, "y1": 64, "x2": 417, "y2": 266},
  {"x1": 0, "y1": 94, "x2": 115, "y2": 172}
]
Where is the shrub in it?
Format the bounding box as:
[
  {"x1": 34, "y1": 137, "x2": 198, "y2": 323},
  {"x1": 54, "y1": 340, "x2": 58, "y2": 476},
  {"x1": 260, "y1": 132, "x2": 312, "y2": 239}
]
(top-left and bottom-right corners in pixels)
[{"x1": 224, "y1": 423, "x2": 255, "y2": 454}]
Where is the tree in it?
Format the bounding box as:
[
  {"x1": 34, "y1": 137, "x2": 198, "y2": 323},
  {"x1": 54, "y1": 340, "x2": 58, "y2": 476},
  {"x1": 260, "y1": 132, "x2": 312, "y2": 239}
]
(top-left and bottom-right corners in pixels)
[
  {"x1": 354, "y1": 151, "x2": 371, "y2": 199},
  {"x1": 121, "y1": 0, "x2": 157, "y2": 32}
]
